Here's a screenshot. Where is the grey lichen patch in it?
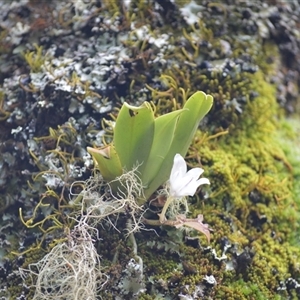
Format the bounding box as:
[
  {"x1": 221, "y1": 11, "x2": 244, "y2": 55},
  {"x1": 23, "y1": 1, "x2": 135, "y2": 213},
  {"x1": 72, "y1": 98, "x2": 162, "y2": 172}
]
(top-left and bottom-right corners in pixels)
[{"x1": 117, "y1": 258, "x2": 145, "y2": 297}]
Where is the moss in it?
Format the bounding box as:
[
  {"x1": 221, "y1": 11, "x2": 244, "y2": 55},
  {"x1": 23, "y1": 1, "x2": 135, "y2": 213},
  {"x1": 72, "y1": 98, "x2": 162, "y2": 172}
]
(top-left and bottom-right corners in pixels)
[
  {"x1": 275, "y1": 118, "x2": 300, "y2": 246},
  {"x1": 4, "y1": 247, "x2": 47, "y2": 298},
  {"x1": 23, "y1": 44, "x2": 46, "y2": 73},
  {"x1": 182, "y1": 71, "x2": 300, "y2": 298}
]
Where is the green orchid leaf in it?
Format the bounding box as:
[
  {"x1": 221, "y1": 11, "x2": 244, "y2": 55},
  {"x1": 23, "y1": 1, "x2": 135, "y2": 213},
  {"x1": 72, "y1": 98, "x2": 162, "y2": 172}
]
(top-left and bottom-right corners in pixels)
[
  {"x1": 143, "y1": 91, "x2": 213, "y2": 200},
  {"x1": 141, "y1": 109, "x2": 185, "y2": 187},
  {"x1": 172, "y1": 91, "x2": 213, "y2": 156},
  {"x1": 87, "y1": 145, "x2": 123, "y2": 182},
  {"x1": 113, "y1": 102, "x2": 155, "y2": 174}
]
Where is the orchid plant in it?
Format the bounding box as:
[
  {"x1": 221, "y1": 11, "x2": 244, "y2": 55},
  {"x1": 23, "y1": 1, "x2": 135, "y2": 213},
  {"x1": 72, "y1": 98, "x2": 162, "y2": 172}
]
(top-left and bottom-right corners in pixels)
[
  {"x1": 87, "y1": 91, "x2": 213, "y2": 205},
  {"x1": 87, "y1": 91, "x2": 213, "y2": 240}
]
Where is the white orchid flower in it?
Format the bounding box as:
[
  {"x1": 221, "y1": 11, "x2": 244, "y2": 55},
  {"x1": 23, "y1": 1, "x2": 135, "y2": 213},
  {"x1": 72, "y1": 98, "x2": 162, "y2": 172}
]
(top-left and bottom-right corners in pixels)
[
  {"x1": 169, "y1": 153, "x2": 210, "y2": 198},
  {"x1": 156, "y1": 154, "x2": 211, "y2": 241}
]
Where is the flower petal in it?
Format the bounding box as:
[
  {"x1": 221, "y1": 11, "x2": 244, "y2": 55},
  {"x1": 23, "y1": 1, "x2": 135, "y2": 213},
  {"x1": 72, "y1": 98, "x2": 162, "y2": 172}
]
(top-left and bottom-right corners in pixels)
[
  {"x1": 196, "y1": 177, "x2": 210, "y2": 186},
  {"x1": 169, "y1": 154, "x2": 188, "y2": 196},
  {"x1": 170, "y1": 154, "x2": 187, "y2": 180},
  {"x1": 172, "y1": 174, "x2": 195, "y2": 197},
  {"x1": 169, "y1": 153, "x2": 210, "y2": 198},
  {"x1": 170, "y1": 174, "x2": 188, "y2": 196},
  {"x1": 186, "y1": 167, "x2": 204, "y2": 179},
  {"x1": 179, "y1": 180, "x2": 199, "y2": 196}
]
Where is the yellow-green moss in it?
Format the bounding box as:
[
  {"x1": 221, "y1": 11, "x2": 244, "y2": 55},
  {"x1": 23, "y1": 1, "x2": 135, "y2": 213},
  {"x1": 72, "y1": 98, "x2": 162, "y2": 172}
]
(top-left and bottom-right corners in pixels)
[{"x1": 23, "y1": 44, "x2": 46, "y2": 73}]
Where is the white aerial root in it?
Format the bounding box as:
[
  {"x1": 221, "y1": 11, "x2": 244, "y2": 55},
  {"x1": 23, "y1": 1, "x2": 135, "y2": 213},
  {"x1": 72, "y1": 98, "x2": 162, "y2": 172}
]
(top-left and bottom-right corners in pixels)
[
  {"x1": 21, "y1": 169, "x2": 146, "y2": 298},
  {"x1": 77, "y1": 168, "x2": 146, "y2": 234},
  {"x1": 20, "y1": 225, "x2": 106, "y2": 300}
]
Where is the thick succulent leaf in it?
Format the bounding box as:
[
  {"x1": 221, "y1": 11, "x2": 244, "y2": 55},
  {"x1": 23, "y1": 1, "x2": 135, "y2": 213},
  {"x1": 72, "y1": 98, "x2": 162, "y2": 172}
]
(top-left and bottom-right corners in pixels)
[
  {"x1": 143, "y1": 91, "x2": 213, "y2": 200},
  {"x1": 87, "y1": 145, "x2": 123, "y2": 182},
  {"x1": 113, "y1": 102, "x2": 155, "y2": 174},
  {"x1": 141, "y1": 109, "x2": 184, "y2": 187},
  {"x1": 171, "y1": 91, "x2": 213, "y2": 155}
]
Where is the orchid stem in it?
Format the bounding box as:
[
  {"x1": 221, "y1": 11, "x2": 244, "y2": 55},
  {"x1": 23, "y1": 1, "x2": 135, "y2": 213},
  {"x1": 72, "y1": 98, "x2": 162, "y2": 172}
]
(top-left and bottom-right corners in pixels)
[
  {"x1": 159, "y1": 196, "x2": 174, "y2": 223},
  {"x1": 143, "y1": 217, "x2": 177, "y2": 227}
]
